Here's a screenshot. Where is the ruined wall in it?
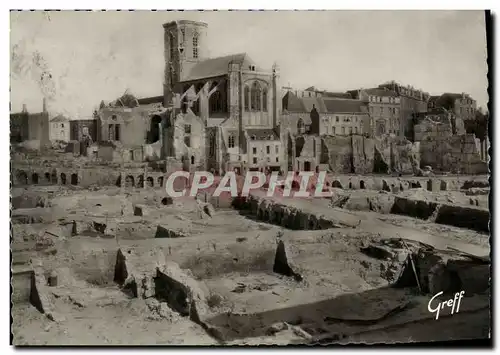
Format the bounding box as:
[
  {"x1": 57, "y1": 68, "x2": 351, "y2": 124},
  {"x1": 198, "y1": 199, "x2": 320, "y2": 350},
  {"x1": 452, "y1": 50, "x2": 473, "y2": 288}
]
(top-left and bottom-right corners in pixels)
[
  {"x1": 420, "y1": 133, "x2": 487, "y2": 174},
  {"x1": 321, "y1": 135, "x2": 420, "y2": 174}
]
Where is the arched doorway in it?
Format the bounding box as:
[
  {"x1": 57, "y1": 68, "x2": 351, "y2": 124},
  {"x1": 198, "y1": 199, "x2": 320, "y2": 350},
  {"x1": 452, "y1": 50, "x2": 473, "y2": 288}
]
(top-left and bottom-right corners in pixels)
[
  {"x1": 32, "y1": 173, "x2": 39, "y2": 184},
  {"x1": 70, "y1": 173, "x2": 78, "y2": 185},
  {"x1": 60, "y1": 173, "x2": 67, "y2": 185},
  {"x1": 360, "y1": 180, "x2": 365, "y2": 189},
  {"x1": 303, "y1": 161, "x2": 311, "y2": 172},
  {"x1": 44, "y1": 172, "x2": 51, "y2": 183},
  {"x1": 191, "y1": 155, "x2": 195, "y2": 165},
  {"x1": 146, "y1": 177, "x2": 154, "y2": 187}
]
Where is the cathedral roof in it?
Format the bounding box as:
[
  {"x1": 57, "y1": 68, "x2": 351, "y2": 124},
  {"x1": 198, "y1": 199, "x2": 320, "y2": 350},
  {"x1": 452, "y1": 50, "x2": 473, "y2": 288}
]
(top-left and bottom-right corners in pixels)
[{"x1": 181, "y1": 53, "x2": 263, "y2": 82}]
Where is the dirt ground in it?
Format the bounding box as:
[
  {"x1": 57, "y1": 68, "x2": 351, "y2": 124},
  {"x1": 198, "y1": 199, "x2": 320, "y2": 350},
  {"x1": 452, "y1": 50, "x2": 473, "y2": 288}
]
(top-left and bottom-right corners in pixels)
[{"x1": 11, "y1": 183, "x2": 491, "y2": 346}]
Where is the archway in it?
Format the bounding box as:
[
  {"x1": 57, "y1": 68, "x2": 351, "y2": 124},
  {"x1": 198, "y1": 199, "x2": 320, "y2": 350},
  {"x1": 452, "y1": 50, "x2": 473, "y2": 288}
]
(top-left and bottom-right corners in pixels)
[
  {"x1": 360, "y1": 180, "x2": 365, "y2": 189},
  {"x1": 191, "y1": 155, "x2": 195, "y2": 165},
  {"x1": 32, "y1": 173, "x2": 39, "y2": 184},
  {"x1": 44, "y1": 172, "x2": 51, "y2": 183},
  {"x1": 146, "y1": 177, "x2": 154, "y2": 187},
  {"x1": 158, "y1": 176, "x2": 164, "y2": 188},
  {"x1": 51, "y1": 171, "x2": 57, "y2": 184},
  {"x1": 60, "y1": 173, "x2": 67, "y2": 185},
  {"x1": 349, "y1": 182, "x2": 353, "y2": 189},
  {"x1": 18, "y1": 171, "x2": 28, "y2": 185},
  {"x1": 70, "y1": 173, "x2": 78, "y2": 185},
  {"x1": 125, "y1": 175, "x2": 135, "y2": 188},
  {"x1": 115, "y1": 175, "x2": 121, "y2": 187},
  {"x1": 304, "y1": 161, "x2": 311, "y2": 172},
  {"x1": 332, "y1": 180, "x2": 343, "y2": 189}
]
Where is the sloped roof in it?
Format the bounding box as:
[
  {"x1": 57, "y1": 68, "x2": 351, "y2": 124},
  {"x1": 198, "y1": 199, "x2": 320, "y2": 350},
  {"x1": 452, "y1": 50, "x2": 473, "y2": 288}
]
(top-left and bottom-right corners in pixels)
[
  {"x1": 363, "y1": 88, "x2": 398, "y2": 97},
  {"x1": 283, "y1": 91, "x2": 367, "y2": 115},
  {"x1": 137, "y1": 96, "x2": 163, "y2": 105},
  {"x1": 50, "y1": 115, "x2": 69, "y2": 122},
  {"x1": 282, "y1": 91, "x2": 307, "y2": 112},
  {"x1": 181, "y1": 53, "x2": 263, "y2": 82},
  {"x1": 323, "y1": 98, "x2": 368, "y2": 114},
  {"x1": 246, "y1": 128, "x2": 279, "y2": 140}
]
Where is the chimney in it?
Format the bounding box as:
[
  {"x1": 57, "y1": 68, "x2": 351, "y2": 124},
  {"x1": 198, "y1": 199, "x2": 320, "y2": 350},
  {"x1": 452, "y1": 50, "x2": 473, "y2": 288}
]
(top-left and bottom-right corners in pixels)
[
  {"x1": 42, "y1": 98, "x2": 47, "y2": 113},
  {"x1": 22, "y1": 104, "x2": 27, "y2": 113}
]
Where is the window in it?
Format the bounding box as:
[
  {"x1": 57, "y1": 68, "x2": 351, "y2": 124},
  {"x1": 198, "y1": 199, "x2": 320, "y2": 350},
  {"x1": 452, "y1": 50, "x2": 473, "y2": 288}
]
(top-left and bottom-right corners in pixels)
[
  {"x1": 250, "y1": 81, "x2": 261, "y2": 111},
  {"x1": 251, "y1": 135, "x2": 256, "y2": 141},
  {"x1": 276, "y1": 157, "x2": 279, "y2": 163},
  {"x1": 193, "y1": 33, "x2": 199, "y2": 58},
  {"x1": 108, "y1": 124, "x2": 114, "y2": 140},
  {"x1": 61, "y1": 123, "x2": 64, "y2": 128},
  {"x1": 228, "y1": 135, "x2": 235, "y2": 148},
  {"x1": 332, "y1": 127, "x2": 336, "y2": 135},
  {"x1": 355, "y1": 127, "x2": 358, "y2": 134},
  {"x1": 262, "y1": 87, "x2": 268, "y2": 111},
  {"x1": 169, "y1": 33, "x2": 175, "y2": 60},
  {"x1": 181, "y1": 28, "x2": 185, "y2": 43},
  {"x1": 184, "y1": 124, "x2": 191, "y2": 134},
  {"x1": 349, "y1": 127, "x2": 353, "y2": 135},
  {"x1": 336, "y1": 116, "x2": 339, "y2": 122},
  {"x1": 184, "y1": 136, "x2": 191, "y2": 147},
  {"x1": 252, "y1": 147, "x2": 257, "y2": 154},
  {"x1": 244, "y1": 85, "x2": 250, "y2": 111},
  {"x1": 209, "y1": 134, "x2": 216, "y2": 156},
  {"x1": 267, "y1": 157, "x2": 270, "y2": 162},
  {"x1": 297, "y1": 118, "x2": 305, "y2": 134},
  {"x1": 275, "y1": 145, "x2": 279, "y2": 154},
  {"x1": 266, "y1": 145, "x2": 270, "y2": 154},
  {"x1": 253, "y1": 157, "x2": 257, "y2": 164},
  {"x1": 341, "y1": 127, "x2": 345, "y2": 135}
]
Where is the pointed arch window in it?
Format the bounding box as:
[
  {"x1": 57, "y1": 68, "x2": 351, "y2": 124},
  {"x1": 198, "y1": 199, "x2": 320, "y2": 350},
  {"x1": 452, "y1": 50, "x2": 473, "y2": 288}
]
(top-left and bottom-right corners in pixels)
[
  {"x1": 250, "y1": 81, "x2": 261, "y2": 111},
  {"x1": 193, "y1": 32, "x2": 199, "y2": 59},
  {"x1": 244, "y1": 85, "x2": 250, "y2": 111},
  {"x1": 169, "y1": 33, "x2": 175, "y2": 60},
  {"x1": 262, "y1": 87, "x2": 268, "y2": 112}
]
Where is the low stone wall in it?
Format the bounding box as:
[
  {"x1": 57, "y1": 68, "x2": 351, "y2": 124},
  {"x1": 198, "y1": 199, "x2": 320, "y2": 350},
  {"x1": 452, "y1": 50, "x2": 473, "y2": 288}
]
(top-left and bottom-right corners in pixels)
[{"x1": 435, "y1": 204, "x2": 490, "y2": 233}]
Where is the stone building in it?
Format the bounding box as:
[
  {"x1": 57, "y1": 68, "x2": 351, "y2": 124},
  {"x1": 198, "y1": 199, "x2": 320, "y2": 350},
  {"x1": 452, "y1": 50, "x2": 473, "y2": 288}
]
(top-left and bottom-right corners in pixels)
[
  {"x1": 428, "y1": 92, "x2": 477, "y2": 122},
  {"x1": 377, "y1": 81, "x2": 429, "y2": 139},
  {"x1": 349, "y1": 87, "x2": 401, "y2": 137},
  {"x1": 282, "y1": 90, "x2": 369, "y2": 137},
  {"x1": 162, "y1": 20, "x2": 281, "y2": 174},
  {"x1": 49, "y1": 115, "x2": 70, "y2": 142},
  {"x1": 94, "y1": 91, "x2": 167, "y2": 163},
  {"x1": 281, "y1": 90, "x2": 370, "y2": 173},
  {"x1": 70, "y1": 117, "x2": 98, "y2": 142},
  {"x1": 10, "y1": 99, "x2": 50, "y2": 149}
]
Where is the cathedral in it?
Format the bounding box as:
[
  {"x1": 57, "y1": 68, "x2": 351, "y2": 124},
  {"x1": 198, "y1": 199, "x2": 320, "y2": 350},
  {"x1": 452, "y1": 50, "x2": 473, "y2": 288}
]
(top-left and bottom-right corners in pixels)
[{"x1": 162, "y1": 20, "x2": 282, "y2": 174}]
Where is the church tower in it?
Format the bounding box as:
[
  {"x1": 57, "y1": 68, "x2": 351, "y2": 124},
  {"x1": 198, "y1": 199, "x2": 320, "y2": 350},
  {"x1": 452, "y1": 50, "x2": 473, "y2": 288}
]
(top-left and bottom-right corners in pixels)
[{"x1": 163, "y1": 20, "x2": 208, "y2": 106}]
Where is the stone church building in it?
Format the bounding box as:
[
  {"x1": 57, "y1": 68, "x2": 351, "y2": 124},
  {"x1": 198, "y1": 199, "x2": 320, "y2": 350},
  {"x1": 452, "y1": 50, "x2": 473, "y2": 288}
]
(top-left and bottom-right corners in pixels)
[{"x1": 162, "y1": 20, "x2": 281, "y2": 173}]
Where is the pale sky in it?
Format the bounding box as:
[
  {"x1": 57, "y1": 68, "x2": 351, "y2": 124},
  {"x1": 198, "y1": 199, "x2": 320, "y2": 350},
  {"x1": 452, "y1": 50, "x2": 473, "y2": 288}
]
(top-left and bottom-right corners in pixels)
[{"x1": 10, "y1": 10, "x2": 488, "y2": 118}]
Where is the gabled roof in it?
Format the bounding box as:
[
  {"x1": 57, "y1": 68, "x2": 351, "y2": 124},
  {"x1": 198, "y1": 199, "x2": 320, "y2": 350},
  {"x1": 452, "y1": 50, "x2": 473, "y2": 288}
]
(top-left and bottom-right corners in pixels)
[
  {"x1": 181, "y1": 53, "x2": 263, "y2": 82},
  {"x1": 50, "y1": 115, "x2": 69, "y2": 122}
]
